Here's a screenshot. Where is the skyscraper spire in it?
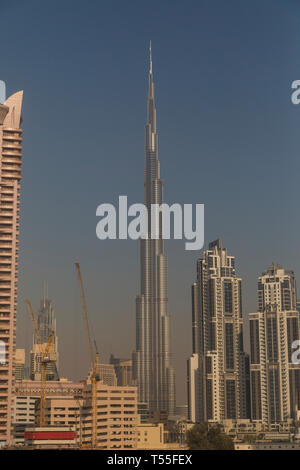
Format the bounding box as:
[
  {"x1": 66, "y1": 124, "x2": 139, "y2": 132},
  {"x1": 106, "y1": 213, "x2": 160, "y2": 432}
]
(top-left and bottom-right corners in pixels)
[
  {"x1": 149, "y1": 40, "x2": 152, "y2": 74},
  {"x1": 147, "y1": 41, "x2": 156, "y2": 137},
  {"x1": 43, "y1": 280, "x2": 48, "y2": 307},
  {"x1": 133, "y1": 45, "x2": 176, "y2": 415}
]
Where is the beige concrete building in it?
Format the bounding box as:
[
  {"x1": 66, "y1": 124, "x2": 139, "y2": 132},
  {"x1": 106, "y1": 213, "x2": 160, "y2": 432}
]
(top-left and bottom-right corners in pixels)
[
  {"x1": 0, "y1": 90, "x2": 24, "y2": 446},
  {"x1": 137, "y1": 423, "x2": 166, "y2": 449},
  {"x1": 43, "y1": 397, "x2": 82, "y2": 428},
  {"x1": 36, "y1": 397, "x2": 82, "y2": 446},
  {"x1": 15, "y1": 348, "x2": 25, "y2": 381},
  {"x1": 13, "y1": 379, "x2": 83, "y2": 446},
  {"x1": 81, "y1": 383, "x2": 138, "y2": 449},
  {"x1": 24, "y1": 425, "x2": 77, "y2": 449},
  {"x1": 12, "y1": 395, "x2": 36, "y2": 445},
  {"x1": 137, "y1": 423, "x2": 186, "y2": 450}
]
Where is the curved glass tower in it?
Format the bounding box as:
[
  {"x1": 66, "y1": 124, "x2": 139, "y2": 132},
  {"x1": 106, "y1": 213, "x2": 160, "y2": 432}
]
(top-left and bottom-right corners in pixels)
[{"x1": 133, "y1": 44, "x2": 176, "y2": 415}]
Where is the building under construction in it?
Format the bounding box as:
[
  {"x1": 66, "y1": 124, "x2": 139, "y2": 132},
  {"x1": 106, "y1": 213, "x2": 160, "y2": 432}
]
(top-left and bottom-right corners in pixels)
[{"x1": 30, "y1": 290, "x2": 59, "y2": 382}]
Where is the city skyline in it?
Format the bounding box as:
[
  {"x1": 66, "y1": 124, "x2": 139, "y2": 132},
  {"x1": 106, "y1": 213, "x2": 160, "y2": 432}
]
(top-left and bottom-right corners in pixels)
[{"x1": 1, "y1": 0, "x2": 300, "y2": 405}]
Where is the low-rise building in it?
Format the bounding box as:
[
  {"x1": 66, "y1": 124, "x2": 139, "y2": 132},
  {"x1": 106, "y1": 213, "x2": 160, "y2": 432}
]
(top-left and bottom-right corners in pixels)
[
  {"x1": 137, "y1": 423, "x2": 166, "y2": 449},
  {"x1": 13, "y1": 379, "x2": 83, "y2": 446},
  {"x1": 12, "y1": 396, "x2": 37, "y2": 446},
  {"x1": 24, "y1": 426, "x2": 76, "y2": 449},
  {"x1": 81, "y1": 383, "x2": 138, "y2": 449},
  {"x1": 137, "y1": 423, "x2": 186, "y2": 450}
]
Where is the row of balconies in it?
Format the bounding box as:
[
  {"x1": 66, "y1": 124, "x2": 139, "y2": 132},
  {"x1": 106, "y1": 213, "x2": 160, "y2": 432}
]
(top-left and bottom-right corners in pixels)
[
  {"x1": 0, "y1": 260, "x2": 12, "y2": 266},
  {"x1": 1, "y1": 169, "x2": 22, "y2": 177},
  {"x1": 2, "y1": 141, "x2": 22, "y2": 149},
  {"x1": 0, "y1": 288, "x2": 12, "y2": 295},
  {"x1": 0, "y1": 197, "x2": 15, "y2": 202},
  {"x1": 1, "y1": 173, "x2": 22, "y2": 180},
  {"x1": 0, "y1": 212, "x2": 15, "y2": 218},
  {"x1": 0, "y1": 277, "x2": 12, "y2": 283},
  {"x1": 2, "y1": 148, "x2": 22, "y2": 155},
  {"x1": 2, "y1": 140, "x2": 22, "y2": 148},
  {"x1": 1, "y1": 162, "x2": 22, "y2": 170},
  {"x1": 0, "y1": 203, "x2": 13, "y2": 209},
  {"x1": 3, "y1": 130, "x2": 22, "y2": 138},
  {"x1": 0, "y1": 333, "x2": 10, "y2": 339}
]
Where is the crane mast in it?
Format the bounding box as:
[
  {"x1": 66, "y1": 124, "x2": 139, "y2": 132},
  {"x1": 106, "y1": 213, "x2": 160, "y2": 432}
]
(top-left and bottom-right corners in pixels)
[{"x1": 75, "y1": 261, "x2": 98, "y2": 448}]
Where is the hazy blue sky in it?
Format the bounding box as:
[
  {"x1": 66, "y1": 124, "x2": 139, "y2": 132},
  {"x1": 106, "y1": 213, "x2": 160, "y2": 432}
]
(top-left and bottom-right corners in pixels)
[{"x1": 1, "y1": 0, "x2": 300, "y2": 403}]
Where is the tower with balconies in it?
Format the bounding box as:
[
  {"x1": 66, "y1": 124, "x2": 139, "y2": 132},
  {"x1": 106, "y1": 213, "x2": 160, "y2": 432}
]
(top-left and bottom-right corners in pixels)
[
  {"x1": 250, "y1": 263, "x2": 300, "y2": 424},
  {"x1": 0, "y1": 91, "x2": 23, "y2": 445},
  {"x1": 187, "y1": 239, "x2": 250, "y2": 422}
]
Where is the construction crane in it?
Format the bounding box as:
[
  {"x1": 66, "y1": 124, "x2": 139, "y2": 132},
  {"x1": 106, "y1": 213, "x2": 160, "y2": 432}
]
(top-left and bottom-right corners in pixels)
[
  {"x1": 74, "y1": 261, "x2": 99, "y2": 448},
  {"x1": 25, "y1": 299, "x2": 56, "y2": 426}
]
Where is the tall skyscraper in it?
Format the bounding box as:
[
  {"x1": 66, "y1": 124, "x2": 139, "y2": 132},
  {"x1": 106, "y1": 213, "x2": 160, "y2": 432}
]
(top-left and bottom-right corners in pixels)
[
  {"x1": 0, "y1": 90, "x2": 24, "y2": 446},
  {"x1": 30, "y1": 290, "x2": 59, "y2": 381},
  {"x1": 249, "y1": 263, "x2": 300, "y2": 423},
  {"x1": 133, "y1": 44, "x2": 176, "y2": 415},
  {"x1": 187, "y1": 239, "x2": 249, "y2": 422}
]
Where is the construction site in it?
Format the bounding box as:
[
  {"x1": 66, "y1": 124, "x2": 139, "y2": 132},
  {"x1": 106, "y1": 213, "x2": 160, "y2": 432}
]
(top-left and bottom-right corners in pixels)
[{"x1": 11, "y1": 262, "x2": 138, "y2": 450}]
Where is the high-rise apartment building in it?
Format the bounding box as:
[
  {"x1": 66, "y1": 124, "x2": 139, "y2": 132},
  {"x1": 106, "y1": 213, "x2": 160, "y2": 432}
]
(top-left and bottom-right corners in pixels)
[
  {"x1": 249, "y1": 263, "x2": 300, "y2": 423},
  {"x1": 30, "y1": 293, "x2": 59, "y2": 381},
  {"x1": 133, "y1": 45, "x2": 176, "y2": 415},
  {"x1": 187, "y1": 239, "x2": 249, "y2": 422},
  {"x1": 0, "y1": 90, "x2": 24, "y2": 445}
]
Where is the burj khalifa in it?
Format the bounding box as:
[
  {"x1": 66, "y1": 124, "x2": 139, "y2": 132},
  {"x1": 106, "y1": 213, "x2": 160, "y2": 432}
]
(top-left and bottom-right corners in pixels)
[{"x1": 133, "y1": 44, "x2": 176, "y2": 415}]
